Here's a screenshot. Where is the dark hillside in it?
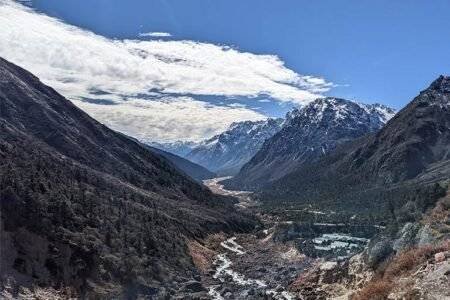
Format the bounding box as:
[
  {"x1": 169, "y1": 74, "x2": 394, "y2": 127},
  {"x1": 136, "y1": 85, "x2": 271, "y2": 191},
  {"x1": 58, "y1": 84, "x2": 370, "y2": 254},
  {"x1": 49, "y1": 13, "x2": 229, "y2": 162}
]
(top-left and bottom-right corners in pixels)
[
  {"x1": 0, "y1": 57, "x2": 254, "y2": 298},
  {"x1": 260, "y1": 76, "x2": 450, "y2": 223},
  {"x1": 145, "y1": 145, "x2": 216, "y2": 182}
]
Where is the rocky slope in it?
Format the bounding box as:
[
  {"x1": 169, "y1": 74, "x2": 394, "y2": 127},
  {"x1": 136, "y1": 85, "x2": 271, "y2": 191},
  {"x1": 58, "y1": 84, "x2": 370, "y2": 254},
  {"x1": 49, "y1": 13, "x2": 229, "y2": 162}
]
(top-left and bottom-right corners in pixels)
[
  {"x1": 259, "y1": 76, "x2": 449, "y2": 221},
  {"x1": 227, "y1": 98, "x2": 395, "y2": 190},
  {"x1": 0, "y1": 57, "x2": 254, "y2": 298},
  {"x1": 290, "y1": 189, "x2": 450, "y2": 300},
  {"x1": 186, "y1": 118, "x2": 283, "y2": 175}
]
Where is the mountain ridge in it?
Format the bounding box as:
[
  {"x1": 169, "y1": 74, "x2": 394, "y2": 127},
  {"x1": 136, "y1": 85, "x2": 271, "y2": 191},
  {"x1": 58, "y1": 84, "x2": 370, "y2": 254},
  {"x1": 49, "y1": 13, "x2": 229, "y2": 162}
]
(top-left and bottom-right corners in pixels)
[
  {"x1": 259, "y1": 75, "x2": 449, "y2": 221},
  {"x1": 145, "y1": 144, "x2": 216, "y2": 181},
  {"x1": 226, "y1": 97, "x2": 395, "y2": 190},
  {"x1": 186, "y1": 118, "x2": 283, "y2": 175},
  {"x1": 0, "y1": 57, "x2": 254, "y2": 298}
]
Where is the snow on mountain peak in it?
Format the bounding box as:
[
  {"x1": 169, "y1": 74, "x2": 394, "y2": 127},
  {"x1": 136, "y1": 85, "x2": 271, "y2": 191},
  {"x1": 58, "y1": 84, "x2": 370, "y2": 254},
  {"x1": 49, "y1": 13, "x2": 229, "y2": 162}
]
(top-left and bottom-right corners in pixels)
[
  {"x1": 285, "y1": 97, "x2": 395, "y2": 128},
  {"x1": 186, "y1": 118, "x2": 283, "y2": 174}
]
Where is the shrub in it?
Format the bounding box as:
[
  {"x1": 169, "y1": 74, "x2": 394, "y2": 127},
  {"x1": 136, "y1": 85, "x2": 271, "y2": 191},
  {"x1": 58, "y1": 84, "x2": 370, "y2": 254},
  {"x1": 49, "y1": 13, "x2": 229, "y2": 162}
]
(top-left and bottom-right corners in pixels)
[
  {"x1": 354, "y1": 240, "x2": 450, "y2": 299},
  {"x1": 352, "y1": 279, "x2": 392, "y2": 300}
]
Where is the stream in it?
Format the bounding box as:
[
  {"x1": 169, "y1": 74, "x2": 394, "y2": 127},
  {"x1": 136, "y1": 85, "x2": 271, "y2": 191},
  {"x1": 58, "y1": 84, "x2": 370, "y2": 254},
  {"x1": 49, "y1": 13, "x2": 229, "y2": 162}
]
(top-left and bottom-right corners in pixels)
[
  {"x1": 203, "y1": 178, "x2": 300, "y2": 300},
  {"x1": 207, "y1": 236, "x2": 295, "y2": 300},
  {"x1": 202, "y1": 177, "x2": 372, "y2": 299}
]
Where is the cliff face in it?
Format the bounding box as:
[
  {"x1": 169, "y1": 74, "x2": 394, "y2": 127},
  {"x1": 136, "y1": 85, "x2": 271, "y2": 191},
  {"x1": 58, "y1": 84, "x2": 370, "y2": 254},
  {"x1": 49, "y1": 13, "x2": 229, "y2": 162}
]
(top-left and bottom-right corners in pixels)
[{"x1": 0, "y1": 57, "x2": 254, "y2": 298}]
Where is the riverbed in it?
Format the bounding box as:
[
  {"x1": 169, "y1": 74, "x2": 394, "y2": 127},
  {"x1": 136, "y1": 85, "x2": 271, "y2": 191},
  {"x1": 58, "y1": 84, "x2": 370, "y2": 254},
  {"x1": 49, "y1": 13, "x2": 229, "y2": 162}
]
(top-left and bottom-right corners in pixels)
[{"x1": 201, "y1": 177, "x2": 371, "y2": 299}]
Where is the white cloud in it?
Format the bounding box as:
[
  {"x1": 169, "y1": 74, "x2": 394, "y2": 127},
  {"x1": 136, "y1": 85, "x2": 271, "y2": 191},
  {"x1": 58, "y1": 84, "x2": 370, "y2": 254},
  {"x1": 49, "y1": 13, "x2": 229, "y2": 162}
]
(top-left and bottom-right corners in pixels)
[
  {"x1": 139, "y1": 32, "x2": 172, "y2": 38},
  {"x1": 74, "y1": 96, "x2": 264, "y2": 142},
  {"x1": 0, "y1": 0, "x2": 333, "y2": 141}
]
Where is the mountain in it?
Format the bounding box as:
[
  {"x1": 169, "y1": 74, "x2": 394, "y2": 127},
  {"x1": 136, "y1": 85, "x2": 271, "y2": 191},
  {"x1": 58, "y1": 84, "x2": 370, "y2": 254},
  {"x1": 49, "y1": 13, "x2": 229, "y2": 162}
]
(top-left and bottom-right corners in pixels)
[
  {"x1": 145, "y1": 145, "x2": 216, "y2": 181},
  {"x1": 145, "y1": 140, "x2": 199, "y2": 157},
  {"x1": 186, "y1": 118, "x2": 283, "y2": 175},
  {"x1": 259, "y1": 76, "x2": 449, "y2": 221},
  {"x1": 0, "y1": 57, "x2": 254, "y2": 298},
  {"x1": 226, "y1": 97, "x2": 395, "y2": 189}
]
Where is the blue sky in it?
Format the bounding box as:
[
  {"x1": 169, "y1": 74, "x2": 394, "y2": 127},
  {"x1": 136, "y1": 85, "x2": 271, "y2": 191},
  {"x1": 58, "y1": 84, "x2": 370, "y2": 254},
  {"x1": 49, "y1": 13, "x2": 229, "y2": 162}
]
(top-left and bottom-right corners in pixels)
[
  {"x1": 30, "y1": 0, "x2": 450, "y2": 109},
  {"x1": 1, "y1": 0, "x2": 449, "y2": 142}
]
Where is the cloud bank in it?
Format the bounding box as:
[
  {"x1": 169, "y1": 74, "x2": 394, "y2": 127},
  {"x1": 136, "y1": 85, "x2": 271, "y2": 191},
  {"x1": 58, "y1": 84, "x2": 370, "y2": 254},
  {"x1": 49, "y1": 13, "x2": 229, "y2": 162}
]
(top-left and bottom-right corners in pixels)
[{"x1": 0, "y1": 0, "x2": 333, "y2": 141}]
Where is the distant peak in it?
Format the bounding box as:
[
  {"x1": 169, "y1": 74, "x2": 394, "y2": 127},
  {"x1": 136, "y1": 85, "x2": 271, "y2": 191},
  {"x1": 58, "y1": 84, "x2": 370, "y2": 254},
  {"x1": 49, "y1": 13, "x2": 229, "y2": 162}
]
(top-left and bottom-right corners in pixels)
[
  {"x1": 284, "y1": 96, "x2": 396, "y2": 127},
  {"x1": 428, "y1": 75, "x2": 450, "y2": 93}
]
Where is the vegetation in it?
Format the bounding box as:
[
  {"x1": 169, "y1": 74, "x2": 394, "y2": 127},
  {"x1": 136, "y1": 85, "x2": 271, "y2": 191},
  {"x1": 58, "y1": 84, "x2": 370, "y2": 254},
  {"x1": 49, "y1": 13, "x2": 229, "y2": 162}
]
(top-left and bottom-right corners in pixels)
[
  {"x1": 353, "y1": 240, "x2": 450, "y2": 300},
  {"x1": 0, "y1": 57, "x2": 255, "y2": 298}
]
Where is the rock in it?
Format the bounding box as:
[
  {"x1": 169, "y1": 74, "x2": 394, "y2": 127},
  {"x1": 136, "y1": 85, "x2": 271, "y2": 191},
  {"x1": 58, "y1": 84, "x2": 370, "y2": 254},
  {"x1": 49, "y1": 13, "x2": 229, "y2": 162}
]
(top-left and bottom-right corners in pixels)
[
  {"x1": 221, "y1": 287, "x2": 232, "y2": 295},
  {"x1": 193, "y1": 274, "x2": 201, "y2": 281},
  {"x1": 257, "y1": 267, "x2": 267, "y2": 273},
  {"x1": 193, "y1": 291, "x2": 209, "y2": 299},
  {"x1": 435, "y1": 252, "x2": 446, "y2": 263},
  {"x1": 319, "y1": 261, "x2": 337, "y2": 271},
  {"x1": 393, "y1": 222, "x2": 420, "y2": 252},
  {"x1": 366, "y1": 238, "x2": 393, "y2": 268},
  {"x1": 417, "y1": 225, "x2": 436, "y2": 246},
  {"x1": 183, "y1": 280, "x2": 206, "y2": 293}
]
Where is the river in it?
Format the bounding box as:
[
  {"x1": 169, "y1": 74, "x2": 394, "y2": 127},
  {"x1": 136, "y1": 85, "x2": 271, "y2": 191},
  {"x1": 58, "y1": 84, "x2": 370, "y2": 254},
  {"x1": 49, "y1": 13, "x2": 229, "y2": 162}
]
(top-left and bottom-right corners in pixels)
[{"x1": 203, "y1": 177, "x2": 302, "y2": 300}]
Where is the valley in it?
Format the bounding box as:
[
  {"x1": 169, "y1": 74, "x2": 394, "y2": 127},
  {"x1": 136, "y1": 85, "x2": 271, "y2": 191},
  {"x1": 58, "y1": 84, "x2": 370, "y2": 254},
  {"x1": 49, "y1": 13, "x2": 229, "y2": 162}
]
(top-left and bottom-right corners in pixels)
[
  {"x1": 199, "y1": 177, "x2": 376, "y2": 299},
  {"x1": 0, "y1": 5, "x2": 449, "y2": 296},
  {"x1": 202, "y1": 177, "x2": 307, "y2": 299}
]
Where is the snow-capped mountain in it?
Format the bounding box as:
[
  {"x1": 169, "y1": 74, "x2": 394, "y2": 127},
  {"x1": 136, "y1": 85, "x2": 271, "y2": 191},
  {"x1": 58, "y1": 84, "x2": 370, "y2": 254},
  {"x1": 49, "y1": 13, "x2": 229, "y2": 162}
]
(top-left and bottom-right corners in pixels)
[
  {"x1": 226, "y1": 97, "x2": 396, "y2": 189},
  {"x1": 186, "y1": 118, "x2": 283, "y2": 175},
  {"x1": 145, "y1": 140, "x2": 199, "y2": 157},
  {"x1": 258, "y1": 76, "x2": 450, "y2": 218}
]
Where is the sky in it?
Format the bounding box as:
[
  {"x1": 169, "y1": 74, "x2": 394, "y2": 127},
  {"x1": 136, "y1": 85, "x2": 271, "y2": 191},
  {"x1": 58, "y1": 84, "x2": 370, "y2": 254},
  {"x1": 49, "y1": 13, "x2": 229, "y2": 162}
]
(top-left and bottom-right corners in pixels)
[{"x1": 1, "y1": 0, "x2": 449, "y2": 142}]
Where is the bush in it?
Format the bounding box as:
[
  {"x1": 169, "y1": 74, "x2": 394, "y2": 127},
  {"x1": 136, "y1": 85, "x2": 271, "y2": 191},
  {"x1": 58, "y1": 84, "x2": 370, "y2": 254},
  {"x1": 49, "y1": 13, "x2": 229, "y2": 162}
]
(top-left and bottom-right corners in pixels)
[
  {"x1": 352, "y1": 280, "x2": 392, "y2": 300},
  {"x1": 355, "y1": 241, "x2": 450, "y2": 299}
]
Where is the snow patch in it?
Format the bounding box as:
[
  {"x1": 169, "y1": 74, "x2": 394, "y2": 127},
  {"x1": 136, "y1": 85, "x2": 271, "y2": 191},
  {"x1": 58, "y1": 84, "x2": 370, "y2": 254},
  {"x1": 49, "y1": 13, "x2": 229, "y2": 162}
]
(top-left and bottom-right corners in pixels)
[{"x1": 220, "y1": 237, "x2": 245, "y2": 255}]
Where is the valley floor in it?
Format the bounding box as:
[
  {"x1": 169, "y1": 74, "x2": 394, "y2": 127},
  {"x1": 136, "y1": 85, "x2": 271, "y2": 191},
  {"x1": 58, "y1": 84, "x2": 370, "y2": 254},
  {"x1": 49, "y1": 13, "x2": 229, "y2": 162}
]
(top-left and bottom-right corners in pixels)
[
  {"x1": 195, "y1": 178, "x2": 351, "y2": 300},
  {"x1": 194, "y1": 178, "x2": 450, "y2": 300}
]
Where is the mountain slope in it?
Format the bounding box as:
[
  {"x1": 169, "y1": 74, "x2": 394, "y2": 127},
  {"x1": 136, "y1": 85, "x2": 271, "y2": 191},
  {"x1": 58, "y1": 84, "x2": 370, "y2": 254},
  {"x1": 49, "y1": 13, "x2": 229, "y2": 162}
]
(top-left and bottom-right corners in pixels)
[
  {"x1": 186, "y1": 118, "x2": 283, "y2": 175},
  {"x1": 0, "y1": 57, "x2": 253, "y2": 298},
  {"x1": 260, "y1": 76, "x2": 450, "y2": 221},
  {"x1": 227, "y1": 98, "x2": 395, "y2": 189},
  {"x1": 145, "y1": 140, "x2": 199, "y2": 157},
  {"x1": 145, "y1": 145, "x2": 216, "y2": 181}
]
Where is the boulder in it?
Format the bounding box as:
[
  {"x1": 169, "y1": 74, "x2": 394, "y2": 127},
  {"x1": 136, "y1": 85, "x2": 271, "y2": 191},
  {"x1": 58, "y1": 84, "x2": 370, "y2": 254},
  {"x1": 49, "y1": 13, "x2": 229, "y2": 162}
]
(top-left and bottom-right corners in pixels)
[
  {"x1": 393, "y1": 222, "x2": 420, "y2": 252},
  {"x1": 366, "y1": 238, "x2": 393, "y2": 268},
  {"x1": 417, "y1": 225, "x2": 436, "y2": 246},
  {"x1": 435, "y1": 252, "x2": 446, "y2": 263}
]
